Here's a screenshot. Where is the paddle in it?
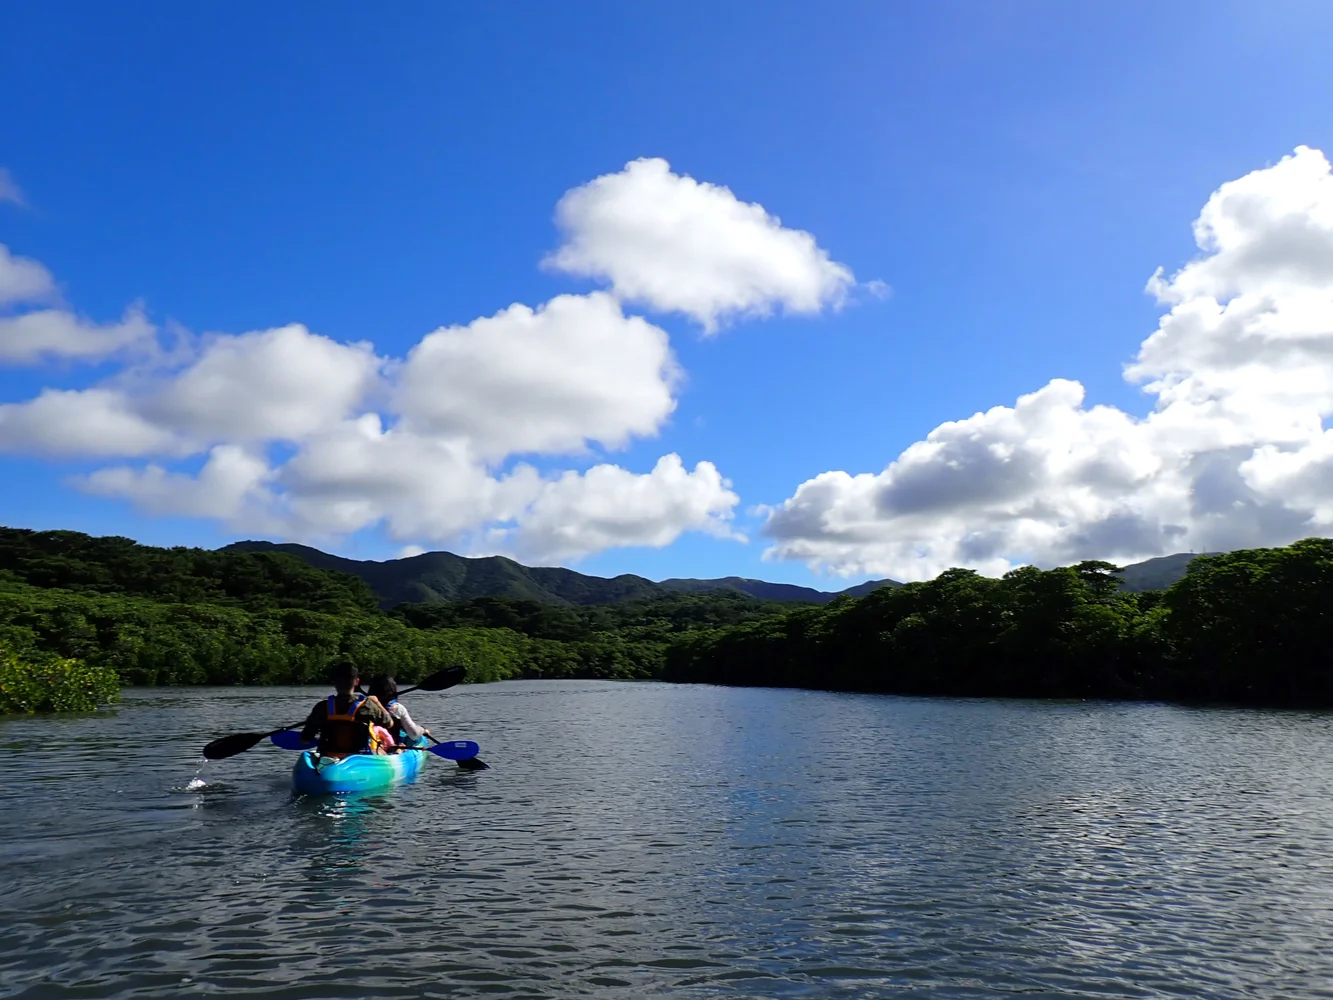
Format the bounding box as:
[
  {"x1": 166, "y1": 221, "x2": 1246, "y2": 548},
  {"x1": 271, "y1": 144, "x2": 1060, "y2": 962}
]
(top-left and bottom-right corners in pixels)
[
  {"x1": 268, "y1": 730, "x2": 481, "y2": 761},
  {"x1": 201, "y1": 665, "x2": 468, "y2": 760},
  {"x1": 430, "y1": 733, "x2": 490, "y2": 770}
]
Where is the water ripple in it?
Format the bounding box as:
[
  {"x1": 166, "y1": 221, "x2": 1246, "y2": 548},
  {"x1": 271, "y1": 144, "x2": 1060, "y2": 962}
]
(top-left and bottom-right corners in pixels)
[{"x1": 3, "y1": 683, "x2": 1333, "y2": 998}]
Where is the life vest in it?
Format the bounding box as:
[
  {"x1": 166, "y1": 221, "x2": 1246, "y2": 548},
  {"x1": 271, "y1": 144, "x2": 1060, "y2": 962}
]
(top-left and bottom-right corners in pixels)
[{"x1": 320, "y1": 694, "x2": 371, "y2": 756}]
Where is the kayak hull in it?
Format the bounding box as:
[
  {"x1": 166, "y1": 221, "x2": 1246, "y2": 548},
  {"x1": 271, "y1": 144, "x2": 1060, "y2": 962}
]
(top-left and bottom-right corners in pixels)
[{"x1": 292, "y1": 746, "x2": 425, "y2": 795}]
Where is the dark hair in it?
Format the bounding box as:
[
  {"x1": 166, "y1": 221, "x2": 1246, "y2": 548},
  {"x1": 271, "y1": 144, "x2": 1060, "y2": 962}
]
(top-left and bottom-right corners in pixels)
[
  {"x1": 368, "y1": 674, "x2": 398, "y2": 703},
  {"x1": 329, "y1": 659, "x2": 359, "y2": 685}
]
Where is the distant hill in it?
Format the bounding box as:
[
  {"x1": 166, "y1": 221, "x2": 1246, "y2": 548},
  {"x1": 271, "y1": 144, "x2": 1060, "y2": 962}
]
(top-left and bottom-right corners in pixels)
[
  {"x1": 659, "y1": 575, "x2": 898, "y2": 604},
  {"x1": 837, "y1": 578, "x2": 900, "y2": 599},
  {"x1": 223, "y1": 541, "x2": 900, "y2": 608},
  {"x1": 222, "y1": 542, "x2": 664, "y2": 607},
  {"x1": 1115, "y1": 553, "x2": 1218, "y2": 592}
]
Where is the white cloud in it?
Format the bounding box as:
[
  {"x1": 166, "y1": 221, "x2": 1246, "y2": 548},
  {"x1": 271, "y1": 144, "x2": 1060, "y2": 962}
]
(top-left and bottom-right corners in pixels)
[
  {"x1": 0, "y1": 170, "x2": 24, "y2": 208},
  {"x1": 545, "y1": 157, "x2": 855, "y2": 332},
  {"x1": 0, "y1": 243, "x2": 156, "y2": 365},
  {"x1": 81, "y1": 446, "x2": 279, "y2": 528},
  {"x1": 275, "y1": 417, "x2": 531, "y2": 540},
  {"x1": 50, "y1": 294, "x2": 727, "y2": 561},
  {"x1": 0, "y1": 305, "x2": 155, "y2": 364},
  {"x1": 503, "y1": 454, "x2": 741, "y2": 564},
  {"x1": 397, "y1": 292, "x2": 678, "y2": 457},
  {"x1": 145, "y1": 324, "x2": 381, "y2": 443},
  {"x1": 764, "y1": 146, "x2": 1333, "y2": 580},
  {"x1": 0, "y1": 324, "x2": 379, "y2": 458},
  {"x1": 0, "y1": 388, "x2": 181, "y2": 457},
  {"x1": 86, "y1": 416, "x2": 740, "y2": 562},
  {"x1": 0, "y1": 244, "x2": 56, "y2": 306}
]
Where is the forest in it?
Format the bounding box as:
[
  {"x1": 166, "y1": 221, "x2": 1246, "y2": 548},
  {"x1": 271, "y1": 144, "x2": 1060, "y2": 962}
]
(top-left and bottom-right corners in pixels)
[
  {"x1": 2, "y1": 525, "x2": 1332, "y2": 712},
  {"x1": 665, "y1": 541, "x2": 1333, "y2": 707}
]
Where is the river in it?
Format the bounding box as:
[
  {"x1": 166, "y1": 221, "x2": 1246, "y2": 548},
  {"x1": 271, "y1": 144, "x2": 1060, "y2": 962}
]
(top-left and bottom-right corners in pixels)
[{"x1": 2, "y1": 680, "x2": 1332, "y2": 999}]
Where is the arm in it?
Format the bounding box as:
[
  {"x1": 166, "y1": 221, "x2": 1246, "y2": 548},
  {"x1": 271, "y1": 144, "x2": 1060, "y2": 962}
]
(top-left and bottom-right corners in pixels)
[
  {"x1": 392, "y1": 702, "x2": 427, "y2": 740},
  {"x1": 300, "y1": 701, "x2": 325, "y2": 743}
]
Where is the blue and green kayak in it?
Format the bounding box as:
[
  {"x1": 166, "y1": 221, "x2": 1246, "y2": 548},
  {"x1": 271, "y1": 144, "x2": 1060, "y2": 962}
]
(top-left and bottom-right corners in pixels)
[{"x1": 292, "y1": 745, "x2": 425, "y2": 795}]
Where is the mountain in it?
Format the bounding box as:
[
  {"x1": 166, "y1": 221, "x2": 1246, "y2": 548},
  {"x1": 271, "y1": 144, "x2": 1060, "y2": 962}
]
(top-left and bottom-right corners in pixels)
[
  {"x1": 658, "y1": 575, "x2": 897, "y2": 603},
  {"x1": 222, "y1": 541, "x2": 900, "y2": 608},
  {"x1": 1115, "y1": 552, "x2": 1217, "y2": 592},
  {"x1": 222, "y1": 542, "x2": 662, "y2": 607},
  {"x1": 837, "y1": 578, "x2": 899, "y2": 599},
  {"x1": 220, "y1": 538, "x2": 1212, "y2": 609}
]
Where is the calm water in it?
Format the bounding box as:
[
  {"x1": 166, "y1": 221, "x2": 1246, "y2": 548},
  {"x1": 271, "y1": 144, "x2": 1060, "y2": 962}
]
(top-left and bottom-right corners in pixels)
[{"x1": 3, "y1": 681, "x2": 1333, "y2": 999}]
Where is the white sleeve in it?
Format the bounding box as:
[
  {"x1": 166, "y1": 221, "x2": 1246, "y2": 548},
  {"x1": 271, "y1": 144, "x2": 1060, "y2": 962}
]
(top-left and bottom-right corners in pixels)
[{"x1": 392, "y1": 702, "x2": 426, "y2": 739}]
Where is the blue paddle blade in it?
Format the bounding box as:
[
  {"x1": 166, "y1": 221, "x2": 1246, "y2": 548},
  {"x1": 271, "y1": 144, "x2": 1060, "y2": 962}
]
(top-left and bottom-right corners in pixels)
[
  {"x1": 270, "y1": 730, "x2": 317, "y2": 751},
  {"x1": 429, "y1": 740, "x2": 480, "y2": 760}
]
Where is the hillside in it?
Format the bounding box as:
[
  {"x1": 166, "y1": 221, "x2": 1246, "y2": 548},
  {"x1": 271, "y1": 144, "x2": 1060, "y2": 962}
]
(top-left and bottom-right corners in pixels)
[
  {"x1": 0, "y1": 527, "x2": 379, "y2": 614},
  {"x1": 1115, "y1": 553, "x2": 1216, "y2": 592},
  {"x1": 224, "y1": 540, "x2": 899, "y2": 607}
]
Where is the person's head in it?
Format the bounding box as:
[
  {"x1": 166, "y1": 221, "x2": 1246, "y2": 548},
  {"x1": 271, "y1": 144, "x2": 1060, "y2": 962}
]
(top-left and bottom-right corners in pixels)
[
  {"x1": 329, "y1": 658, "x2": 359, "y2": 695},
  {"x1": 368, "y1": 674, "x2": 398, "y2": 704}
]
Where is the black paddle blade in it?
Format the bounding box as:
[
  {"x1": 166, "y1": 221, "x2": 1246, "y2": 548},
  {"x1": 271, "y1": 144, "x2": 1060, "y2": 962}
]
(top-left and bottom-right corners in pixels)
[
  {"x1": 414, "y1": 665, "x2": 467, "y2": 692},
  {"x1": 457, "y1": 756, "x2": 489, "y2": 771},
  {"x1": 202, "y1": 731, "x2": 270, "y2": 760}
]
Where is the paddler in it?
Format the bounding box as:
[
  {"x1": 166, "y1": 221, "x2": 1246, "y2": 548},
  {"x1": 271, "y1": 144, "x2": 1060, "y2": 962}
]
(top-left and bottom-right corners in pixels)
[
  {"x1": 367, "y1": 674, "x2": 433, "y2": 748},
  {"x1": 299, "y1": 659, "x2": 395, "y2": 758}
]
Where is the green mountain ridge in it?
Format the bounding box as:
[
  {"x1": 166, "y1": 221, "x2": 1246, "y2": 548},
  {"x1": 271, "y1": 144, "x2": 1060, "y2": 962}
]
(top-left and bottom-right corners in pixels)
[
  {"x1": 222, "y1": 541, "x2": 902, "y2": 607},
  {"x1": 221, "y1": 540, "x2": 1212, "y2": 607}
]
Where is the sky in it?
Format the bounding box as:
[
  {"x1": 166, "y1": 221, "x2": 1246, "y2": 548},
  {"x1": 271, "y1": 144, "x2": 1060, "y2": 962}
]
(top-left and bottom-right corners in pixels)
[{"x1": 3, "y1": 1, "x2": 1333, "y2": 588}]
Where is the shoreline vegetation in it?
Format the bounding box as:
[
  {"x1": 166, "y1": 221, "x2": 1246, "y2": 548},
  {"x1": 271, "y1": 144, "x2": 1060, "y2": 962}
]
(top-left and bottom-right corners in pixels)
[
  {"x1": 1, "y1": 526, "x2": 1330, "y2": 713},
  {"x1": 0, "y1": 640, "x2": 120, "y2": 714}
]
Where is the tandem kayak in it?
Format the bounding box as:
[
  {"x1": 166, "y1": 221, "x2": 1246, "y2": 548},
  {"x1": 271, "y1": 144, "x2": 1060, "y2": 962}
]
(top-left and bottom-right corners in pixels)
[{"x1": 292, "y1": 746, "x2": 425, "y2": 795}]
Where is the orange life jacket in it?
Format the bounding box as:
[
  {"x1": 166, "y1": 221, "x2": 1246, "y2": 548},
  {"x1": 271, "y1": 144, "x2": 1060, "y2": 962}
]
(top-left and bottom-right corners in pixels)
[{"x1": 321, "y1": 694, "x2": 371, "y2": 756}]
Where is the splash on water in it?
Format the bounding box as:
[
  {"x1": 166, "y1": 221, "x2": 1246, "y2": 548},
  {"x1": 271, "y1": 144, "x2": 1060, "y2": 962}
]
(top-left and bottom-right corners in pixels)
[{"x1": 185, "y1": 777, "x2": 207, "y2": 791}]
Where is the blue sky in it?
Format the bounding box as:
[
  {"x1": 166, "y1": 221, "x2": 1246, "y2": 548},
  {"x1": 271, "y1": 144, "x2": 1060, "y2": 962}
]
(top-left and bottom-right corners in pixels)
[{"x1": 4, "y1": 2, "x2": 1333, "y2": 587}]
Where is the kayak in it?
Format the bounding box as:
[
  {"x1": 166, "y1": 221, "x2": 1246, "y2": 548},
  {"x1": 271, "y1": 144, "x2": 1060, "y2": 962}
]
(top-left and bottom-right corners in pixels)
[{"x1": 291, "y1": 744, "x2": 425, "y2": 795}]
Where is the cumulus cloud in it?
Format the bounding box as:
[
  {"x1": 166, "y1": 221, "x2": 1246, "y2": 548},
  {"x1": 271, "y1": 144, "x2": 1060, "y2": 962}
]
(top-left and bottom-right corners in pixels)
[
  {"x1": 0, "y1": 243, "x2": 157, "y2": 364},
  {"x1": 763, "y1": 146, "x2": 1333, "y2": 580},
  {"x1": 274, "y1": 417, "x2": 530, "y2": 540},
  {"x1": 397, "y1": 292, "x2": 678, "y2": 457},
  {"x1": 0, "y1": 244, "x2": 56, "y2": 305},
  {"x1": 81, "y1": 446, "x2": 278, "y2": 527},
  {"x1": 12, "y1": 293, "x2": 719, "y2": 561},
  {"x1": 545, "y1": 157, "x2": 855, "y2": 332},
  {"x1": 0, "y1": 305, "x2": 155, "y2": 364},
  {"x1": 0, "y1": 324, "x2": 379, "y2": 457},
  {"x1": 0, "y1": 387, "x2": 181, "y2": 457},
  {"x1": 87, "y1": 419, "x2": 740, "y2": 563},
  {"x1": 502, "y1": 454, "x2": 741, "y2": 564},
  {"x1": 0, "y1": 170, "x2": 24, "y2": 208},
  {"x1": 144, "y1": 324, "x2": 381, "y2": 443}
]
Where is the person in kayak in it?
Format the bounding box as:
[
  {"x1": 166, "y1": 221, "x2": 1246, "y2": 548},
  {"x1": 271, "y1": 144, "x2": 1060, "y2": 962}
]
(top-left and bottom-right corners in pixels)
[
  {"x1": 367, "y1": 674, "x2": 433, "y2": 748},
  {"x1": 300, "y1": 660, "x2": 395, "y2": 758}
]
